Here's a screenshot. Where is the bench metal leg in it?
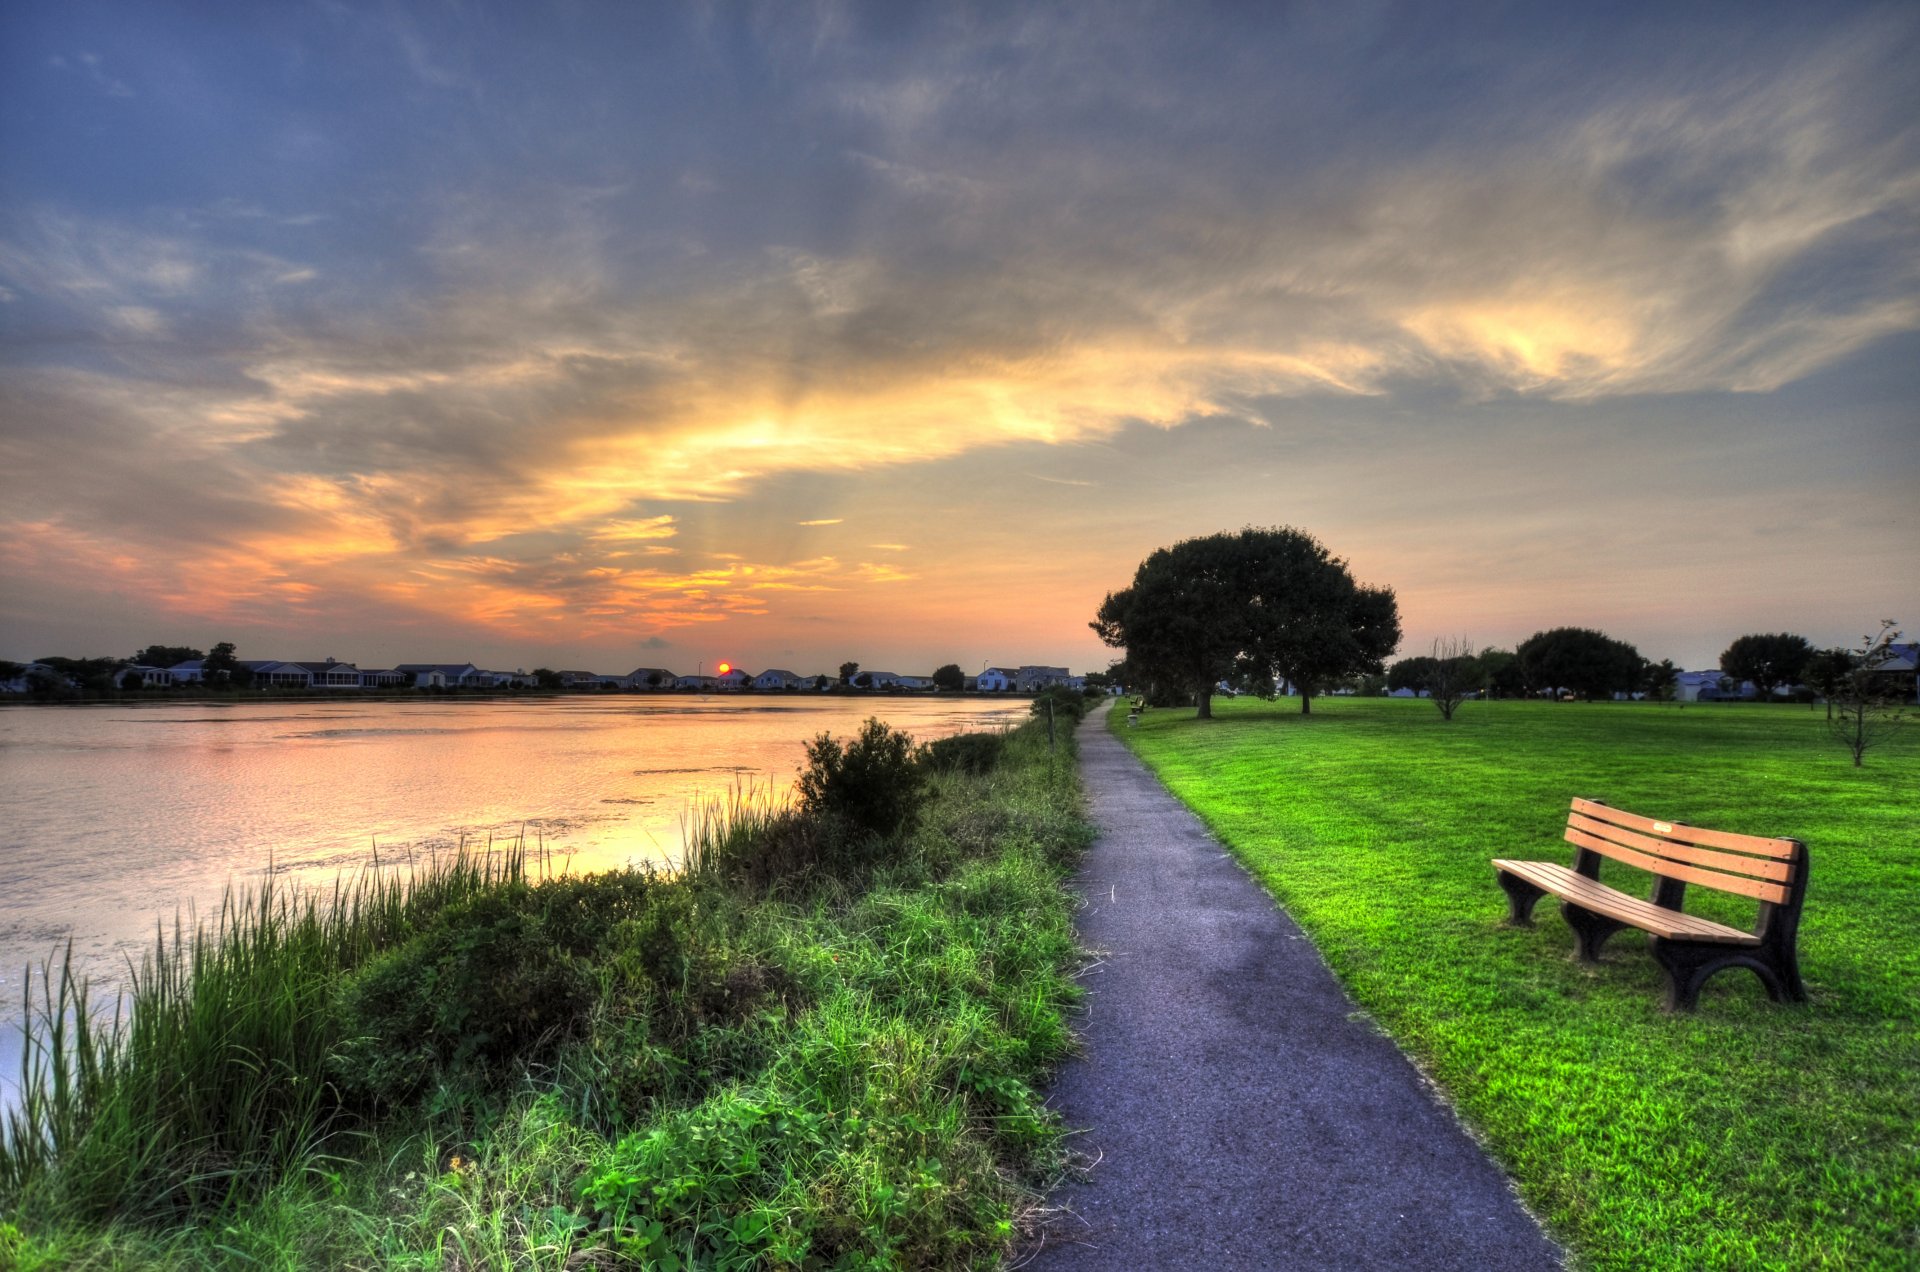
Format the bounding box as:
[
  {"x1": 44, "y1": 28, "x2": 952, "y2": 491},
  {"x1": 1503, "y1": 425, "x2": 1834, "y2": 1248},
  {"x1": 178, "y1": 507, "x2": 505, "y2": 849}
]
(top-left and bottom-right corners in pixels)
[
  {"x1": 1560, "y1": 901, "x2": 1628, "y2": 963},
  {"x1": 1496, "y1": 870, "x2": 1546, "y2": 926}
]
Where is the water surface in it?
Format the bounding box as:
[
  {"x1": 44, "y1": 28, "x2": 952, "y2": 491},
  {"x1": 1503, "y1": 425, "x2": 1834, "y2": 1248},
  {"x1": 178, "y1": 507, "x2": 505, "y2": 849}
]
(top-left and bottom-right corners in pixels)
[{"x1": 0, "y1": 695, "x2": 1025, "y2": 1087}]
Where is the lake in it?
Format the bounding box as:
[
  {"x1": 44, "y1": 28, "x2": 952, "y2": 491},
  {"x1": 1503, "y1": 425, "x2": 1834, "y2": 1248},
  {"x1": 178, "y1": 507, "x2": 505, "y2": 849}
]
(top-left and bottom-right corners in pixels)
[{"x1": 0, "y1": 694, "x2": 1028, "y2": 1092}]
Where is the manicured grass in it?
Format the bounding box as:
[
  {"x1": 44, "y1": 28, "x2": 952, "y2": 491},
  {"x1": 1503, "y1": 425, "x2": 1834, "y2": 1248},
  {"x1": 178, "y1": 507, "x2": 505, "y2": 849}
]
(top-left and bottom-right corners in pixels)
[{"x1": 1118, "y1": 696, "x2": 1917, "y2": 1271}]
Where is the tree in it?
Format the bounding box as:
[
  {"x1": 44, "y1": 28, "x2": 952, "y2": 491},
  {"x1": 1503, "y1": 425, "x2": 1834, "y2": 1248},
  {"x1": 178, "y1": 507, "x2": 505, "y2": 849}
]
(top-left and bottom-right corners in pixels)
[
  {"x1": 1424, "y1": 638, "x2": 1481, "y2": 720},
  {"x1": 532, "y1": 667, "x2": 564, "y2": 690},
  {"x1": 1642, "y1": 659, "x2": 1680, "y2": 703},
  {"x1": 838, "y1": 661, "x2": 859, "y2": 687},
  {"x1": 853, "y1": 672, "x2": 873, "y2": 689},
  {"x1": 931, "y1": 663, "x2": 965, "y2": 692},
  {"x1": 201, "y1": 641, "x2": 254, "y2": 688},
  {"x1": 1387, "y1": 656, "x2": 1438, "y2": 694},
  {"x1": 1478, "y1": 648, "x2": 1522, "y2": 698},
  {"x1": 1232, "y1": 528, "x2": 1400, "y2": 716},
  {"x1": 1092, "y1": 532, "x2": 1261, "y2": 719},
  {"x1": 813, "y1": 674, "x2": 829, "y2": 691},
  {"x1": 1803, "y1": 647, "x2": 1854, "y2": 720},
  {"x1": 1829, "y1": 621, "x2": 1907, "y2": 767},
  {"x1": 1515, "y1": 628, "x2": 1642, "y2": 700},
  {"x1": 133, "y1": 644, "x2": 203, "y2": 669},
  {"x1": 1719, "y1": 633, "x2": 1813, "y2": 700},
  {"x1": 1092, "y1": 526, "x2": 1400, "y2": 719}
]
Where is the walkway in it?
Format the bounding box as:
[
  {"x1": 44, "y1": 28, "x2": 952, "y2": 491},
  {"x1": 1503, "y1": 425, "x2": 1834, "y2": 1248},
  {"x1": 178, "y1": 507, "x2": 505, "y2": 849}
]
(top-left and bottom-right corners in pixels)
[{"x1": 1030, "y1": 705, "x2": 1562, "y2": 1270}]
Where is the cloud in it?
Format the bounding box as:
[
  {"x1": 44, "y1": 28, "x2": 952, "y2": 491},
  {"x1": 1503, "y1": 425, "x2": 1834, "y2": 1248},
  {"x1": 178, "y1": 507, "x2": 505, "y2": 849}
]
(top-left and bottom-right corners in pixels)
[{"x1": 797, "y1": 518, "x2": 844, "y2": 526}]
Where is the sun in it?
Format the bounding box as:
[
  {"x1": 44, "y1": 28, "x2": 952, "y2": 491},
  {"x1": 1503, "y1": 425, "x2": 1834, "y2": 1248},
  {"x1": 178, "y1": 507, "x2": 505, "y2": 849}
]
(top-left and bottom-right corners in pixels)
[{"x1": 716, "y1": 661, "x2": 731, "y2": 675}]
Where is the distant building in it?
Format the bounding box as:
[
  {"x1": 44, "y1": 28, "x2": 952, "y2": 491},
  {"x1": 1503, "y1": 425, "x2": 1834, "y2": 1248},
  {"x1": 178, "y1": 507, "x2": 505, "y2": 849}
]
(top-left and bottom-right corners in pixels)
[
  {"x1": 893, "y1": 674, "x2": 934, "y2": 691},
  {"x1": 1015, "y1": 665, "x2": 1071, "y2": 692},
  {"x1": 0, "y1": 662, "x2": 64, "y2": 694},
  {"x1": 1867, "y1": 642, "x2": 1919, "y2": 702},
  {"x1": 287, "y1": 660, "x2": 363, "y2": 689},
  {"x1": 715, "y1": 668, "x2": 752, "y2": 690},
  {"x1": 627, "y1": 667, "x2": 677, "y2": 689},
  {"x1": 752, "y1": 668, "x2": 803, "y2": 690},
  {"x1": 1673, "y1": 671, "x2": 1750, "y2": 703},
  {"x1": 675, "y1": 674, "x2": 717, "y2": 690},
  {"x1": 977, "y1": 667, "x2": 1017, "y2": 691},
  {"x1": 396, "y1": 663, "x2": 488, "y2": 688},
  {"x1": 359, "y1": 668, "x2": 411, "y2": 689}
]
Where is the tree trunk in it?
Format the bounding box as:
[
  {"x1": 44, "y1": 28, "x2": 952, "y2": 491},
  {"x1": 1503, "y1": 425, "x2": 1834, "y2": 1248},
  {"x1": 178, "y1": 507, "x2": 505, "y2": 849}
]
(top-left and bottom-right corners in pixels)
[
  {"x1": 1299, "y1": 689, "x2": 1312, "y2": 715},
  {"x1": 1196, "y1": 686, "x2": 1214, "y2": 719}
]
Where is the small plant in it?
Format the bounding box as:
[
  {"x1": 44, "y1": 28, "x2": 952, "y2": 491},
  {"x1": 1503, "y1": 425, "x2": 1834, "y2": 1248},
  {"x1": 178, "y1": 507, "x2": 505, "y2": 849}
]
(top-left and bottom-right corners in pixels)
[
  {"x1": 1828, "y1": 619, "x2": 1908, "y2": 767},
  {"x1": 796, "y1": 718, "x2": 927, "y2": 840}
]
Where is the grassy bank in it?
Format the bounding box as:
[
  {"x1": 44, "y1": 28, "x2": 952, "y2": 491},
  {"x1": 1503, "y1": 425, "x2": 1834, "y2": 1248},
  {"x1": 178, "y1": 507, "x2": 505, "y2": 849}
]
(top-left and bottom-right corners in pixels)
[
  {"x1": 1118, "y1": 696, "x2": 1917, "y2": 1270},
  {"x1": 2, "y1": 717, "x2": 1092, "y2": 1269}
]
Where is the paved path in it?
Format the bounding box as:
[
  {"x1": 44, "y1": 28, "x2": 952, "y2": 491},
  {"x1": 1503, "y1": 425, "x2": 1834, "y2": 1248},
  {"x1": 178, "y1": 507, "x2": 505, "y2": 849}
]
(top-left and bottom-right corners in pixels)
[{"x1": 1030, "y1": 705, "x2": 1562, "y2": 1270}]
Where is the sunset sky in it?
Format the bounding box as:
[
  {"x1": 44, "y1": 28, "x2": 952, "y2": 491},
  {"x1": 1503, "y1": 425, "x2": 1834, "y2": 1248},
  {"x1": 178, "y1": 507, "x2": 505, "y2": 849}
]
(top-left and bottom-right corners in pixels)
[{"x1": 2, "y1": 2, "x2": 1915, "y2": 676}]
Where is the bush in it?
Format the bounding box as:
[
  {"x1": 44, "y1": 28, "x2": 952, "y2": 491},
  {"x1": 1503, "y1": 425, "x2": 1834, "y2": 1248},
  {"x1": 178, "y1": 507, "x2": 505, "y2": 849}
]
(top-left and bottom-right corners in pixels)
[
  {"x1": 925, "y1": 730, "x2": 1005, "y2": 775},
  {"x1": 796, "y1": 718, "x2": 927, "y2": 841},
  {"x1": 333, "y1": 889, "x2": 593, "y2": 1106},
  {"x1": 1029, "y1": 685, "x2": 1090, "y2": 723}
]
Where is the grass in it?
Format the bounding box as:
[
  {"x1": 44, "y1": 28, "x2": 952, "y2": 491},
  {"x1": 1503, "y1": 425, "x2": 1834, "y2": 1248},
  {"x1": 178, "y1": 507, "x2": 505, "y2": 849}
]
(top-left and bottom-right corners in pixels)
[
  {"x1": 1, "y1": 718, "x2": 1092, "y2": 1269},
  {"x1": 1117, "y1": 695, "x2": 1918, "y2": 1271}
]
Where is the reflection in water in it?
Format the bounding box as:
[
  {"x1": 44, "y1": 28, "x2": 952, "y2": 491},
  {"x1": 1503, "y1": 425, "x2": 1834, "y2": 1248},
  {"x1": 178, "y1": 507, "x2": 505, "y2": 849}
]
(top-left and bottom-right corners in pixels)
[{"x1": 0, "y1": 695, "x2": 1028, "y2": 1095}]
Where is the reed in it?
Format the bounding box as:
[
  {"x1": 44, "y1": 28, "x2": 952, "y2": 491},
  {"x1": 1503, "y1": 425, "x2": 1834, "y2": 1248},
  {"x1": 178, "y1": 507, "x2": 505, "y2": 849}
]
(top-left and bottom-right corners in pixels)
[{"x1": 1, "y1": 843, "x2": 524, "y2": 1221}]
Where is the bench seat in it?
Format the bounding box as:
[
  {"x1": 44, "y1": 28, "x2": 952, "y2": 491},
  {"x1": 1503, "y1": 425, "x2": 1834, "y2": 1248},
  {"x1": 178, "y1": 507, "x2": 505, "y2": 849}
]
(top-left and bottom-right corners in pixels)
[{"x1": 1490, "y1": 860, "x2": 1757, "y2": 945}]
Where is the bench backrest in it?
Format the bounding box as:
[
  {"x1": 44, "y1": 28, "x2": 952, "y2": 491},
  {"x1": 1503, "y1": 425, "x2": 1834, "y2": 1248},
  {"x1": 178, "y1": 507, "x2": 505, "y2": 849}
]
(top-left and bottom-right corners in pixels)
[{"x1": 1566, "y1": 798, "x2": 1800, "y2": 905}]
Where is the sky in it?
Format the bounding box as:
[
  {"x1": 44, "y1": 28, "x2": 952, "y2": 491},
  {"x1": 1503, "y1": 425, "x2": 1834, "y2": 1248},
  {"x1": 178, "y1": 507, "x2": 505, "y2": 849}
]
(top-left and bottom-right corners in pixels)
[{"x1": 1, "y1": 1, "x2": 1915, "y2": 676}]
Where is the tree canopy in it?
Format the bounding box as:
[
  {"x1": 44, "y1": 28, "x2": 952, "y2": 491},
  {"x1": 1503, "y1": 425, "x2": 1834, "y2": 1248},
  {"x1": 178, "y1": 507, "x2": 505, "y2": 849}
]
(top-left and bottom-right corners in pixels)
[
  {"x1": 132, "y1": 644, "x2": 202, "y2": 668},
  {"x1": 931, "y1": 663, "x2": 965, "y2": 692},
  {"x1": 1092, "y1": 526, "x2": 1400, "y2": 718},
  {"x1": 1515, "y1": 627, "x2": 1643, "y2": 700},
  {"x1": 1719, "y1": 632, "x2": 1813, "y2": 698}
]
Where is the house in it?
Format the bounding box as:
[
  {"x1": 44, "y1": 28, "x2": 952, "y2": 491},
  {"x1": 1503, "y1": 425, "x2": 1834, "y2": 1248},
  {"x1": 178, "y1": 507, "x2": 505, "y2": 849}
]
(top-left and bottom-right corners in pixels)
[
  {"x1": 169, "y1": 658, "x2": 207, "y2": 683},
  {"x1": 977, "y1": 667, "x2": 1017, "y2": 691},
  {"x1": 856, "y1": 670, "x2": 901, "y2": 689},
  {"x1": 243, "y1": 660, "x2": 314, "y2": 688},
  {"x1": 359, "y1": 668, "x2": 411, "y2": 689},
  {"x1": 1673, "y1": 671, "x2": 1752, "y2": 703},
  {"x1": 1867, "y1": 642, "x2": 1919, "y2": 702},
  {"x1": 893, "y1": 675, "x2": 934, "y2": 691},
  {"x1": 752, "y1": 668, "x2": 803, "y2": 690},
  {"x1": 627, "y1": 667, "x2": 677, "y2": 690},
  {"x1": 118, "y1": 664, "x2": 176, "y2": 688},
  {"x1": 674, "y1": 674, "x2": 717, "y2": 690},
  {"x1": 396, "y1": 663, "x2": 488, "y2": 688},
  {"x1": 715, "y1": 668, "x2": 752, "y2": 690},
  {"x1": 286, "y1": 660, "x2": 363, "y2": 689},
  {"x1": 0, "y1": 662, "x2": 65, "y2": 694},
  {"x1": 1016, "y1": 665, "x2": 1071, "y2": 692}
]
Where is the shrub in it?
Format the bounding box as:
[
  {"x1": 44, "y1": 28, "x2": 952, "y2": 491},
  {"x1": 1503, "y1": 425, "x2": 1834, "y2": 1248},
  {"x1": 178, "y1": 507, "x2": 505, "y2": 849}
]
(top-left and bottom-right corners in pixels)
[
  {"x1": 796, "y1": 718, "x2": 927, "y2": 841},
  {"x1": 925, "y1": 730, "x2": 1005, "y2": 775},
  {"x1": 1029, "y1": 685, "x2": 1090, "y2": 723},
  {"x1": 333, "y1": 889, "x2": 593, "y2": 1107}
]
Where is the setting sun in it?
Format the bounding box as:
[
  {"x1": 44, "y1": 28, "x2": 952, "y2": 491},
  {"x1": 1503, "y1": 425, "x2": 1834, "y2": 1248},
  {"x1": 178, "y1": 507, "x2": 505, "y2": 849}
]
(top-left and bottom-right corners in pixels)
[{"x1": 716, "y1": 662, "x2": 731, "y2": 675}]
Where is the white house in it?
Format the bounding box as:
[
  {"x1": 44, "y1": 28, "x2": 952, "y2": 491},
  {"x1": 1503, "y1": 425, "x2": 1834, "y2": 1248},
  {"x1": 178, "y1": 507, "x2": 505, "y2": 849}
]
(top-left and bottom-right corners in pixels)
[
  {"x1": 287, "y1": 660, "x2": 362, "y2": 689},
  {"x1": 627, "y1": 667, "x2": 677, "y2": 690},
  {"x1": 396, "y1": 663, "x2": 488, "y2": 688},
  {"x1": 752, "y1": 668, "x2": 803, "y2": 690},
  {"x1": 358, "y1": 668, "x2": 410, "y2": 689},
  {"x1": 977, "y1": 667, "x2": 1017, "y2": 691},
  {"x1": 1016, "y1": 665, "x2": 1071, "y2": 692},
  {"x1": 675, "y1": 674, "x2": 717, "y2": 690},
  {"x1": 168, "y1": 659, "x2": 207, "y2": 683},
  {"x1": 715, "y1": 668, "x2": 752, "y2": 690},
  {"x1": 893, "y1": 674, "x2": 934, "y2": 691},
  {"x1": 0, "y1": 662, "x2": 64, "y2": 694},
  {"x1": 244, "y1": 660, "x2": 314, "y2": 688}
]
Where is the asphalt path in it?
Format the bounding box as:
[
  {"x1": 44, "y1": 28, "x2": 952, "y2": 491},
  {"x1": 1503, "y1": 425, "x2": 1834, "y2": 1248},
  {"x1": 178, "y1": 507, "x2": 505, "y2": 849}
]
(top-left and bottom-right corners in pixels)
[{"x1": 1029, "y1": 704, "x2": 1563, "y2": 1270}]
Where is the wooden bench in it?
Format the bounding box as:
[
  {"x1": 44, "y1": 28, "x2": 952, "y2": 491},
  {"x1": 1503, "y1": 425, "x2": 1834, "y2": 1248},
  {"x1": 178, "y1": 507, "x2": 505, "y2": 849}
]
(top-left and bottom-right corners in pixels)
[{"x1": 1493, "y1": 798, "x2": 1808, "y2": 1011}]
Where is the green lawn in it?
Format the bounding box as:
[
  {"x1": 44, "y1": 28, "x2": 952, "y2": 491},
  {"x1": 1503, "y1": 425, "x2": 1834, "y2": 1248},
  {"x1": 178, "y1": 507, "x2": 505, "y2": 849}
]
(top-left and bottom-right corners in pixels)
[{"x1": 1117, "y1": 696, "x2": 1918, "y2": 1271}]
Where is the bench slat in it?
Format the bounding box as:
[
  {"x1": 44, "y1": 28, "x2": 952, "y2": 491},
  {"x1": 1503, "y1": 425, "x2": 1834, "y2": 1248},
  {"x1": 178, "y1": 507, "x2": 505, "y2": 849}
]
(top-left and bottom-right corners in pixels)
[
  {"x1": 1571, "y1": 797, "x2": 1796, "y2": 859},
  {"x1": 1567, "y1": 812, "x2": 1794, "y2": 883},
  {"x1": 1493, "y1": 860, "x2": 1760, "y2": 944},
  {"x1": 1562, "y1": 827, "x2": 1792, "y2": 904}
]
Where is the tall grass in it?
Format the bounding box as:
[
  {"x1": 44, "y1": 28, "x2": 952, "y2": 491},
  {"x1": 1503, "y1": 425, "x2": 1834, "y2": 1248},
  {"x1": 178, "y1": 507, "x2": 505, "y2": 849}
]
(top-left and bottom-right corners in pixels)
[{"x1": 1, "y1": 845, "x2": 524, "y2": 1222}]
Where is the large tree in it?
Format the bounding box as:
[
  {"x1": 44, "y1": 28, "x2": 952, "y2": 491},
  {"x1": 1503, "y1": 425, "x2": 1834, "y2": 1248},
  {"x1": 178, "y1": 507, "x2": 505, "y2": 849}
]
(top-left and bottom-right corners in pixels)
[
  {"x1": 1092, "y1": 533, "x2": 1247, "y2": 718},
  {"x1": 1718, "y1": 632, "x2": 1813, "y2": 700},
  {"x1": 1092, "y1": 526, "x2": 1400, "y2": 719},
  {"x1": 931, "y1": 663, "x2": 965, "y2": 692},
  {"x1": 1234, "y1": 529, "x2": 1400, "y2": 715},
  {"x1": 1515, "y1": 627, "x2": 1643, "y2": 700},
  {"x1": 132, "y1": 644, "x2": 203, "y2": 668}
]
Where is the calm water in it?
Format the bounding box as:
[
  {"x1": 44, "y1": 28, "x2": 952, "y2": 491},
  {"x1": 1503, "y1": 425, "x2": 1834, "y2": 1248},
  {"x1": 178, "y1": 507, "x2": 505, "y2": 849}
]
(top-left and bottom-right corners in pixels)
[{"x1": 0, "y1": 695, "x2": 1025, "y2": 1091}]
